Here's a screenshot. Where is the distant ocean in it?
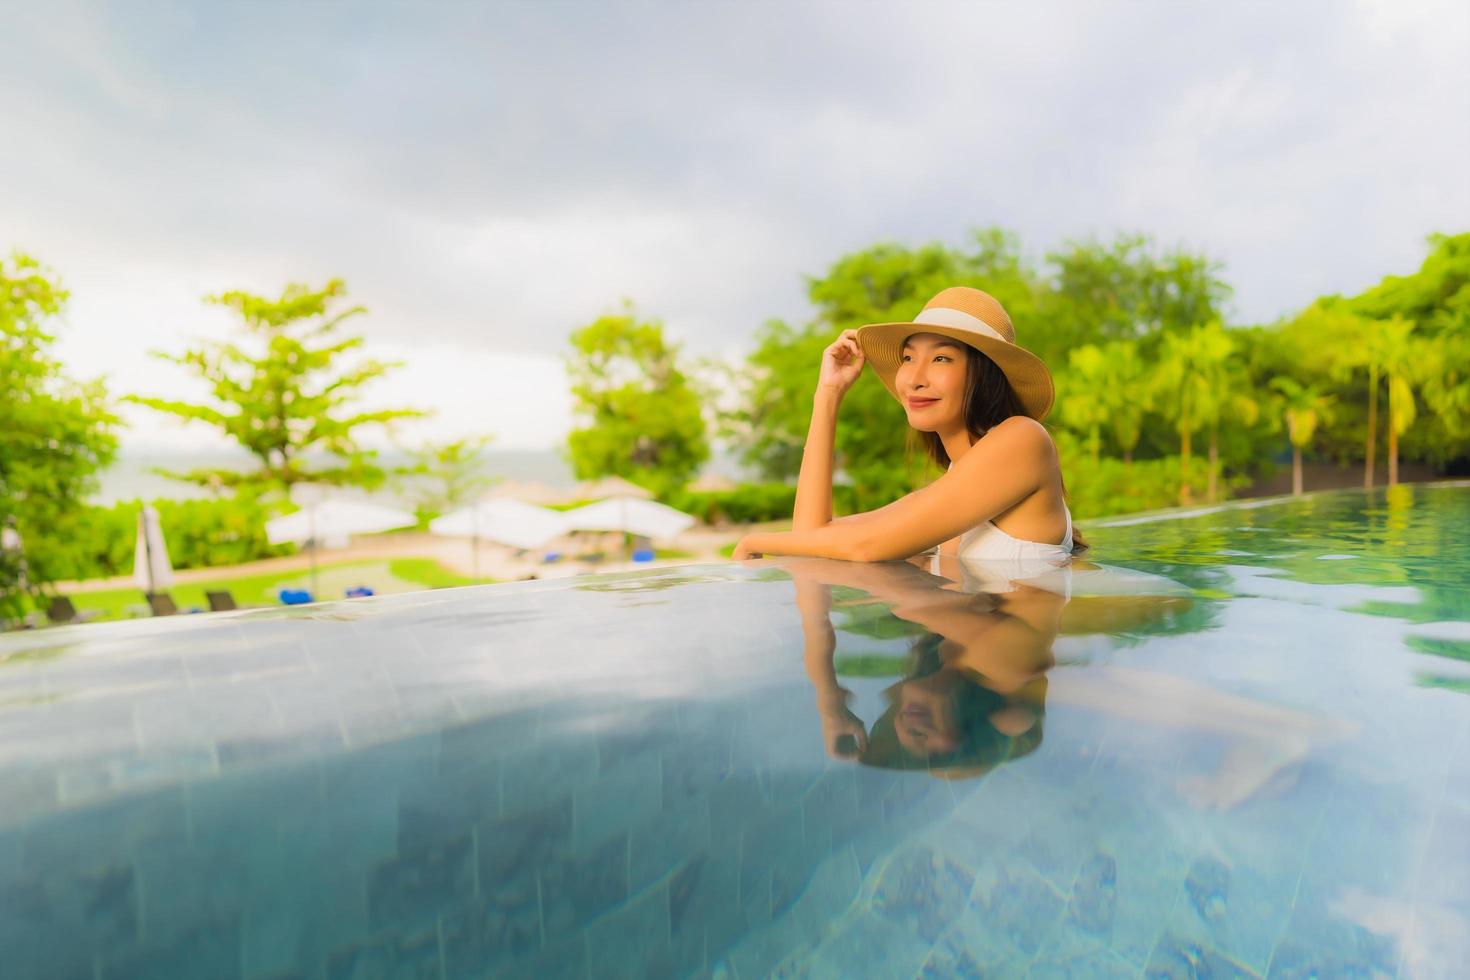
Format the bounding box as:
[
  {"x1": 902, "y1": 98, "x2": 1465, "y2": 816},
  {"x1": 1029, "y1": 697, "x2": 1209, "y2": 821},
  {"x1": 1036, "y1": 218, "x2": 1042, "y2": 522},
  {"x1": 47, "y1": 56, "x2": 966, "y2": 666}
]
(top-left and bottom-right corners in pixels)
[{"x1": 93, "y1": 448, "x2": 757, "y2": 504}]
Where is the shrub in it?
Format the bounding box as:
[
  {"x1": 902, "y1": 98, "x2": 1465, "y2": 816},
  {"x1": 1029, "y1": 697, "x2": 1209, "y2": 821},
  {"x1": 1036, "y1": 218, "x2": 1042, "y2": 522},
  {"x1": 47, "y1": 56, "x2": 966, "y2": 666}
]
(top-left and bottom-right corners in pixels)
[{"x1": 42, "y1": 496, "x2": 294, "y2": 582}]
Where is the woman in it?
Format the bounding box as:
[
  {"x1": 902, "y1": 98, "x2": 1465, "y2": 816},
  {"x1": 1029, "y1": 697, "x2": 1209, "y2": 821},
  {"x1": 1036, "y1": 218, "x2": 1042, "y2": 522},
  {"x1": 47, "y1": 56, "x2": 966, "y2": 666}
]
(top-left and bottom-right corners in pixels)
[{"x1": 733, "y1": 286, "x2": 1088, "y2": 563}]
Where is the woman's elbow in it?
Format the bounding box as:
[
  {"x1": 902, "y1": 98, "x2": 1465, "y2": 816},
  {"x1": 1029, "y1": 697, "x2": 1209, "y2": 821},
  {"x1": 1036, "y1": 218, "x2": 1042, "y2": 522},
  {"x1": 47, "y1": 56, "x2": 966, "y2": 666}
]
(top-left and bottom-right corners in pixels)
[{"x1": 844, "y1": 533, "x2": 897, "y2": 562}]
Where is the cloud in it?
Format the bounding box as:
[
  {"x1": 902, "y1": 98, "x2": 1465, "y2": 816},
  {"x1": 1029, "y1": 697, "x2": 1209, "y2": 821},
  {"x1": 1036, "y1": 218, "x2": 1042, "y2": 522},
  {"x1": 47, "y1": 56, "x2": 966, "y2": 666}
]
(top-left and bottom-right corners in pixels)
[{"x1": 4, "y1": 0, "x2": 1467, "y2": 451}]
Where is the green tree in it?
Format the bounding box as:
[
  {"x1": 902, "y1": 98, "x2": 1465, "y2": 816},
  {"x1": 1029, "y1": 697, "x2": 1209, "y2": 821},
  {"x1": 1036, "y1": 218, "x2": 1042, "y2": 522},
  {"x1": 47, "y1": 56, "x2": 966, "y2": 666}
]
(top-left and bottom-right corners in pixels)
[
  {"x1": 400, "y1": 434, "x2": 498, "y2": 523},
  {"x1": 1059, "y1": 345, "x2": 1111, "y2": 463},
  {"x1": 1058, "y1": 339, "x2": 1152, "y2": 464},
  {"x1": 1152, "y1": 325, "x2": 1219, "y2": 505},
  {"x1": 128, "y1": 279, "x2": 424, "y2": 496},
  {"x1": 0, "y1": 253, "x2": 119, "y2": 620},
  {"x1": 564, "y1": 303, "x2": 709, "y2": 495},
  {"x1": 1039, "y1": 233, "x2": 1233, "y2": 365},
  {"x1": 1268, "y1": 377, "x2": 1336, "y2": 495}
]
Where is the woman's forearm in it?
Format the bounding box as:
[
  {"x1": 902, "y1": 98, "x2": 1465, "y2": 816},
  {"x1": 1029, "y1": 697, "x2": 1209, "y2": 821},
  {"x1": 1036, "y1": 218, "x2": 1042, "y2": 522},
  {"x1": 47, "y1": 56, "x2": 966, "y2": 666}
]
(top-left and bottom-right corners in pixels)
[{"x1": 792, "y1": 389, "x2": 843, "y2": 531}]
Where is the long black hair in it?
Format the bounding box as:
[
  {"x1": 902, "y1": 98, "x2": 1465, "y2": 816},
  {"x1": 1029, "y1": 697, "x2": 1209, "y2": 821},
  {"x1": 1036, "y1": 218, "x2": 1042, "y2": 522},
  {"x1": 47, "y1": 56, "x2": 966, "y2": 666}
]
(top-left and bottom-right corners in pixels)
[{"x1": 859, "y1": 632, "x2": 1045, "y2": 778}]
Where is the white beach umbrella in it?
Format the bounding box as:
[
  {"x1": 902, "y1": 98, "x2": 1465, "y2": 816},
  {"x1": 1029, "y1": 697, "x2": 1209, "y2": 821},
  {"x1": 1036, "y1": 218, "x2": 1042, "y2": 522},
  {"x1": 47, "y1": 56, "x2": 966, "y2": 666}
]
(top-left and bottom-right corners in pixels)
[
  {"x1": 133, "y1": 504, "x2": 174, "y2": 594},
  {"x1": 429, "y1": 499, "x2": 569, "y2": 578},
  {"x1": 575, "y1": 476, "x2": 655, "y2": 501},
  {"x1": 266, "y1": 498, "x2": 417, "y2": 596},
  {"x1": 559, "y1": 495, "x2": 696, "y2": 541}
]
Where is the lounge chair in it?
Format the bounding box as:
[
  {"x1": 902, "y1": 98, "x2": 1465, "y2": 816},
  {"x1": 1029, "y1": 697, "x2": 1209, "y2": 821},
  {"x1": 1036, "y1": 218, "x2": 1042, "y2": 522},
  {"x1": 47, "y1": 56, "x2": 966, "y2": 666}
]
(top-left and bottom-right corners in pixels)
[
  {"x1": 47, "y1": 595, "x2": 99, "y2": 625},
  {"x1": 345, "y1": 586, "x2": 374, "y2": 598},
  {"x1": 145, "y1": 592, "x2": 178, "y2": 616},
  {"x1": 205, "y1": 590, "x2": 237, "y2": 612},
  {"x1": 277, "y1": 588, "x2": 314, "y2": 606},
  {"x1": 631, "y1": 548, "x2": 656, "y2": 563}
]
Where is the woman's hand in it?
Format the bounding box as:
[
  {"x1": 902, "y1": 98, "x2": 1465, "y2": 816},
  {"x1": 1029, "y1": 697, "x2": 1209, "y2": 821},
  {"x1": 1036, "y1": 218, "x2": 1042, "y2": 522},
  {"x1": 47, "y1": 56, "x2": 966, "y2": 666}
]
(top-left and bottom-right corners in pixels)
[
  {"x1": 816, "y1": 688, "x2": 868, "y2": 760},
  {"x1": 732, "y1": 536, "x2": 764, "y2": 560},
  {"x1": 817, "y1": 329, "x2": 865, "y2": 397}
]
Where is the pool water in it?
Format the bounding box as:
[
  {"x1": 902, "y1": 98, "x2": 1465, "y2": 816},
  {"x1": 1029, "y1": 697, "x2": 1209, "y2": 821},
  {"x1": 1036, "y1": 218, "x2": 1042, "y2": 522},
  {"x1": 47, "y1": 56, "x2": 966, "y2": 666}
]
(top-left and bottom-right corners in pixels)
[{"x1": 1, "y1": 483, "x2": 1467, "y2": 979}]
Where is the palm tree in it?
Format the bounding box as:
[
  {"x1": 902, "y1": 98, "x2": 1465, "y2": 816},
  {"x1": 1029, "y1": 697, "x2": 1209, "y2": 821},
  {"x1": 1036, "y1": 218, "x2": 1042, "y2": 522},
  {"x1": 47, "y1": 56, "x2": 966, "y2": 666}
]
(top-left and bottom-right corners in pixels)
[
  {"x1": 1268, "y1": 377, "x2": 1337, "y2": 495},
  {"x1": 1153, "y1": 329, "x2": 1213, "y2": 505},
  {"x1": 1376, "y1": 316, "x2": 1422, "y2": 486},
  {"x1": 1101, "y1": 339, "x2": 1152, "y2": 465},
  {"x1": 1060, "y1": 345, "x2": 1111, "y2": 463}
]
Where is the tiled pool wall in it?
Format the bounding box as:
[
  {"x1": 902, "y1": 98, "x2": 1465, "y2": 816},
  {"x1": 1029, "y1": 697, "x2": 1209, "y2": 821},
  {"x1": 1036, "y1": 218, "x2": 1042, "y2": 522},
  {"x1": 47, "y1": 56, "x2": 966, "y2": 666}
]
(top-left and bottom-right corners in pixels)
[{"x1": 1, "y1": 686, "x2": 969, "y2": 980}]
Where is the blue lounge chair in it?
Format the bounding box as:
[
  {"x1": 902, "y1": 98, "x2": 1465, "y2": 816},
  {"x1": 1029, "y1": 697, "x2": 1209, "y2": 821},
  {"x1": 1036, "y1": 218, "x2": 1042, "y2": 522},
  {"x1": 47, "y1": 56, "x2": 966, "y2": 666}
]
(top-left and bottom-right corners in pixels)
[
  {"x1": 278, "y1": 588, "x2": 314, "y2": 605},
  {"x1": 345, "y1": 586, "x2": 374, "y2": 598}
]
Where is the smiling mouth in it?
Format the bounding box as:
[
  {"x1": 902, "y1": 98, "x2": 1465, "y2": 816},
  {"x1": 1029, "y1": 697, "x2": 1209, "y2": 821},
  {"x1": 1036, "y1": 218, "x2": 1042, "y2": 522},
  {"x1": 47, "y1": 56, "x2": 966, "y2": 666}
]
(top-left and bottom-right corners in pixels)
[{"x1": 907, "y1": 397, "x2": 939, "y2": 408}]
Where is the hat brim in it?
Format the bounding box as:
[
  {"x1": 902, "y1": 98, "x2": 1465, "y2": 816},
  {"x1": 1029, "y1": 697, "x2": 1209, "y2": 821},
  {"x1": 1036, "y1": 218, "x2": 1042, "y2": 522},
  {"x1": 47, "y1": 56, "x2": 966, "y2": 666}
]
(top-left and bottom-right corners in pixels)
[{"x1": 855, "y1": 322, "x2": 1055, "y2": 421}]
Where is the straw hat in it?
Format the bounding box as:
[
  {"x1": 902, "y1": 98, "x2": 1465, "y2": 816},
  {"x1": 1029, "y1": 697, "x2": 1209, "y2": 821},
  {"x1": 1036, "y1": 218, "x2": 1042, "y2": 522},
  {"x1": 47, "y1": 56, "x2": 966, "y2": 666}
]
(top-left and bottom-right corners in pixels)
[{"x1": 856, "y1": 286, "x2": 1054, "y2": 421}]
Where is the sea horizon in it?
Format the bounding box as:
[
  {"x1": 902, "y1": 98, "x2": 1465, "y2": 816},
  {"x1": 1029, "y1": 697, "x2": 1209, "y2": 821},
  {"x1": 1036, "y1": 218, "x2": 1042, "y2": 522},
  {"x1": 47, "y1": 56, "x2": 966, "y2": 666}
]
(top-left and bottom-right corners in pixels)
[{"x1": 93, "y1": 447, "x2": 759, "y2": 505}]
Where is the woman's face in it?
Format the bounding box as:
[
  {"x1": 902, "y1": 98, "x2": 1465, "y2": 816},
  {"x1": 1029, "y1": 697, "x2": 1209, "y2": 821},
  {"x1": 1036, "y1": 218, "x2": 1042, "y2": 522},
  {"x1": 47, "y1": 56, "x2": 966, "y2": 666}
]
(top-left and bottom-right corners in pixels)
[
  {"x1": 896, "y1": 333, "x2": 969, "y2": 432},
  {"x1": 894, "y1": 671, "x2": 961, "y2": 756}
]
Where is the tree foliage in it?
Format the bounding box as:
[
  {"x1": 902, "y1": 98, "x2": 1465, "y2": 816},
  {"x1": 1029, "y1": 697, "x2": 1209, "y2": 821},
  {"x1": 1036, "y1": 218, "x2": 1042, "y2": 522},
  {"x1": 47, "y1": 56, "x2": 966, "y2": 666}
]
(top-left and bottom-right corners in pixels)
[
  {"x1": 128, "y1": 279, "x2": 425, "y2": 495},
  {"x1": 0, "y1": 253, "x2": 119, "y2": 619},
  {"x1": 724, "y1": 227, "x2": 1467, "y2": 518},
  {"x1": 563, "y1": 304, "x2": 709, "y2": 496},
  {"x1": 399, "y1": 434, "x2": 498, "y2": 523}
]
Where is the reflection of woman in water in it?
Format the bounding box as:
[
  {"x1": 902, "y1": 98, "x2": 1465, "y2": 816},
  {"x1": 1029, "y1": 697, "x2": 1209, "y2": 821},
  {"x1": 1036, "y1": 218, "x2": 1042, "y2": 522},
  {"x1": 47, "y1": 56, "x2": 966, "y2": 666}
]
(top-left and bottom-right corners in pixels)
[
  {"x1": 733, "y1": 287, "x2": 1089, "y2": 562},
  {"x1": 794, "y1": 555, "x2": 1061, "y2": 779},
  {"x1": 785, "y1": 556, "x2": 1355, "y2": 805}
]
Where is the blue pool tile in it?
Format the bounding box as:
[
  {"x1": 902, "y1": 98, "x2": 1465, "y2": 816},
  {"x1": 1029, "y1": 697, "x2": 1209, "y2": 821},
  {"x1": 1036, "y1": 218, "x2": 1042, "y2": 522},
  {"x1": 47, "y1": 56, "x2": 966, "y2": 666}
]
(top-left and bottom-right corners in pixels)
[
  {"x1": 397, "y1": 759, "x2": 500, "y2": 851},
  {"x1": 0, "y1": 768, "x2": 58, "y2": 826},
  {"x1": 1027, "y1": 925, "x2": 1140, "y2": 978},
  {"x1": 539, "y1": 831, "x2": 630, "y2": 939},
  {"x1": 22, "y1": 785, "x2": 187, "y2": 873},
  {"x1": 629, "y1": 798, "x2": 712, "y2": 892},
  {"x1": 670, "y1": 852, "x2": 741, "y2": 965},
  {"x1": 437, "y1": 710, "x2": 541, "y2": 778},
  {"x1": 1144, "y1": 931, "x2": 1257, "y2": 978},
  {"x1": 870, "y1": 844, "x2": 976, "y2": 942},
  {"x1": 660, "y1": 730, "x2": 734, "y2": 812},
  {"x1": 708, "y1": 768, "x2": 773, "y2": 843},
  {"x1": 1265, "y1": 935, "x2": 1392, "y2": 980},
  {"x1": 1166, "y1": 844, "x2": 1307, "y2": 976},
  {"x1": 101, "y1": 913, "x2": 242, "y2": 980},
  {"x1": 367, "y1": 832, "x2": 474, "y2": 932},
  {"x1": 800, "y1": 769, "x2": 862, "y2": 849},
  {"x1": 135, "y1": 846, "x2": 247, "y2": 951},
  {"x1": 573, "y1": 749, "x2": 662, "y2": 848},
  {"x1": 324, "y1": 925, "x2": 441, "y2": 980},
  {"x1": 499, "y1": 737, "x2": 597, "y2": 814},
  {"x1": 968, "y1": 858, "x2": 1067, "y2": 958},
  {"x1": 477, "y1": 794, "x2": 574, "y2": 882},
  {"x1": 186, "y1": 759, "x2": 323, "y2": 843},
  {"x1": 448, "y1": 933, "x2": 589, "y2": 980},
  {"x1": 1, "y1": 861, "x2": 138, "y2": 978},
  {"x1": 585, "y1": 882, "x2": 673, "y2": 979},
  {"x1": 801, "y1": 909, "x2": 934, "y2": 978},
  {"x1": 1067, "y1": 852, "x2": 1118, "y2": 937},
  {"x1": 1266, "y1": 905, "x2": 1400, "y2": 980},
  {"x1": 438, "y1": 891, "x2": 539, "y2": 970}
]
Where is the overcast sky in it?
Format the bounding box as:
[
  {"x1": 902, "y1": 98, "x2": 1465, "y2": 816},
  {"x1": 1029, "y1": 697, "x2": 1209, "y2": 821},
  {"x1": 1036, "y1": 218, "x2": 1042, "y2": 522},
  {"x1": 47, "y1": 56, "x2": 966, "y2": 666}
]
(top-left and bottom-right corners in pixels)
[{"x1": 3, "y1": 0, "x2": 1467, "y2": 453}]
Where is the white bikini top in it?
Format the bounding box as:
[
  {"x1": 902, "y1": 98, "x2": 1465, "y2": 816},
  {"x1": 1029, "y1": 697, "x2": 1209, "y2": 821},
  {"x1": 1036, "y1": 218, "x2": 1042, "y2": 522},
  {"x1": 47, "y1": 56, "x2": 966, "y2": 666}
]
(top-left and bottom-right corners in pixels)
[{"x1": 936, "y1": 462, "x2": 1074, "y2": 563}]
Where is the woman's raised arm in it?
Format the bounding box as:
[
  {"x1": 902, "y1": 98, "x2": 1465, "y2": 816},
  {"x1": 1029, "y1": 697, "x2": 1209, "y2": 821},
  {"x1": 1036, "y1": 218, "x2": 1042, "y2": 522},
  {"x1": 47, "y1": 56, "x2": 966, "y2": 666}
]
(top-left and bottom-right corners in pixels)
[{"x1": 793, "y1": 329, "x2": 866, "y2": 531}]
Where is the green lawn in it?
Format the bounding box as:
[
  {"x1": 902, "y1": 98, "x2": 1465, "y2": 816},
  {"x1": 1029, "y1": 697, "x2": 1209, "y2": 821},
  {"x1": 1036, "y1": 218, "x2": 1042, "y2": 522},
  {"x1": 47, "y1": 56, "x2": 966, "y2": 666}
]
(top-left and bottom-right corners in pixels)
[{"x1": 63, "y1": 558, "x2": 496, "y2": 621}]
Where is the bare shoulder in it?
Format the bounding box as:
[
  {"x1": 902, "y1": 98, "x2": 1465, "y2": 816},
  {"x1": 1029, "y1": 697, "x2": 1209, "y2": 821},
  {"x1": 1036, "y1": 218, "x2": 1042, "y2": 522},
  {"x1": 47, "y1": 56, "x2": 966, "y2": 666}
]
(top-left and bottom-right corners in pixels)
[
  {"x1": 980, "y1": 416, "x2": 1057, "y2": 461},
  {"x1": 951, "y1": 416, "x2": 1058, "y2": 486}
]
